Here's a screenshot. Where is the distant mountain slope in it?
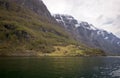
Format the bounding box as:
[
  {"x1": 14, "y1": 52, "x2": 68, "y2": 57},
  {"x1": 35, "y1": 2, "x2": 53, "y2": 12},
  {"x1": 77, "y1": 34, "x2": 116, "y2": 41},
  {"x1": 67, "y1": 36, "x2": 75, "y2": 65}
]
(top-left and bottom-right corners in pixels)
[
  {"x1": 0, "y1": 0, "x2": 105, "y2": 56},
  {"x1": 53, "y1": 14, "x2": 120, "y2": 55}
]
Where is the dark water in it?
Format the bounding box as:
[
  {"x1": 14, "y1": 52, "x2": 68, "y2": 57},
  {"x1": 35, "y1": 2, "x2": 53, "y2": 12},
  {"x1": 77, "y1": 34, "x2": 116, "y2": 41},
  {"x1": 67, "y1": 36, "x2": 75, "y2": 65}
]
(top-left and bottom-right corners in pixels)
[{"x1": 0, "y1": 57, "x2": 120, "y2": 78}]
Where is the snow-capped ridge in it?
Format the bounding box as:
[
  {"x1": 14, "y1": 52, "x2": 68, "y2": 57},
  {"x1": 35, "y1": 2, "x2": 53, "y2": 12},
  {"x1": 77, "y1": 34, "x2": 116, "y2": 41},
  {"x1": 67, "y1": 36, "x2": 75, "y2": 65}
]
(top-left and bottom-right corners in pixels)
[{"x1": 53, "y1": 14, "x2": 120, "y2": 54}]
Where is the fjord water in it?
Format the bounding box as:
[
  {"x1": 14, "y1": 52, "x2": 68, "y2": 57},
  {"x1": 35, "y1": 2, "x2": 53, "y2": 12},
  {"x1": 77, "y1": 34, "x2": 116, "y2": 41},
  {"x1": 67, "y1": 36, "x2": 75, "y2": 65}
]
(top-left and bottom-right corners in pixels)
[{"x1": 0, "y1": 57, "x2": 120, "y2": 78}]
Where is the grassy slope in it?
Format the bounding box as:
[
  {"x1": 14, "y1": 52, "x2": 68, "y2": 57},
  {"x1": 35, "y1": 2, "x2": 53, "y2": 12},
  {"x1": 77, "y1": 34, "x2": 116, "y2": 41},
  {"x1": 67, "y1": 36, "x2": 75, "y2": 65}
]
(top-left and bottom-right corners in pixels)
[{"x1": 0, "y1": 0, "x2": 105, "y2": 56}]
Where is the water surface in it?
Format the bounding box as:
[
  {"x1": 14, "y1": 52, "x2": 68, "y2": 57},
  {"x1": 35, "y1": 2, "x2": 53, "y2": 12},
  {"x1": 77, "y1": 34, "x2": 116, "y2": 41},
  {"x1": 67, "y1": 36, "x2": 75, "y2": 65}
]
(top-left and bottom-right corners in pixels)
[{"x1": 0, "y1": 57, "x2": 120, "y2": 78}]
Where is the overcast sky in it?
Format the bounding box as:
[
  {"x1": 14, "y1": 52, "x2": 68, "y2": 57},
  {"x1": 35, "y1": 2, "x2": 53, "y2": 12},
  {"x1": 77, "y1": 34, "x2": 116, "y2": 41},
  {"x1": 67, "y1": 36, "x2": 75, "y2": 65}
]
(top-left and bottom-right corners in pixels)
[{"x1": 43, "y1": 0, "x2": 120, "y2": 38}]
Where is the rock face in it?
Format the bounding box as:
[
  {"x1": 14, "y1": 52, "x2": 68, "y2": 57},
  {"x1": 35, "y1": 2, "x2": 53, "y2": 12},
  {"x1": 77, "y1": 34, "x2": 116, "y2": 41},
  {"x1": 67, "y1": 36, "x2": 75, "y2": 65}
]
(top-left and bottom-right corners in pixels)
[
  {"x1": 11, "y1": 0, "x2": 53, "y2": 20},
  {"x1": 53, "y1": 14, "x2": 78, "y2": 39},
  {"x1": 53, "y1": 14, "x2": 120, "y2": 55}
]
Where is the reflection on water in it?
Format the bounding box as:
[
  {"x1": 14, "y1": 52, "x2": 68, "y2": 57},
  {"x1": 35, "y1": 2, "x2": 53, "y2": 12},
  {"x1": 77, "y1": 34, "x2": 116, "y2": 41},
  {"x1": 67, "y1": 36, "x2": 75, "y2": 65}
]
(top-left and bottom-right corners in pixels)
[{"x1": 0, "y1": 57, "x2": 120, "y2": 78}]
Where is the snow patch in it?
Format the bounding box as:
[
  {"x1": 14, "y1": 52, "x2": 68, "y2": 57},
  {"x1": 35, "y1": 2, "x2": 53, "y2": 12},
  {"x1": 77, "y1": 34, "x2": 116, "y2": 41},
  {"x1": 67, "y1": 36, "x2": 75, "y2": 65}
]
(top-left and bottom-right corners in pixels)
[
  {"x1": 75, "y1": 24, "x2": 80, "y2": 27},
  {"x1": 97, "y1": 31, "x2": 101, "y2": 35},
  {"x1": 56, "y1": 19, "x2": 61, "y2": 22},
  {"x1": 90, "y1": 25, "x2": 97, "y2": 30},
  {"x1": 104, "y1": 37, "x2": 109, "y2": 40},
  {"x1": 60, "y1": 15, "x2": 66, "y2": 26},
  {"x1": 66, "y1": 16, "x2": 74, "y2": 20},
  {"x1": 97, "y1": 31, "x2": 105, "y2": 37}
]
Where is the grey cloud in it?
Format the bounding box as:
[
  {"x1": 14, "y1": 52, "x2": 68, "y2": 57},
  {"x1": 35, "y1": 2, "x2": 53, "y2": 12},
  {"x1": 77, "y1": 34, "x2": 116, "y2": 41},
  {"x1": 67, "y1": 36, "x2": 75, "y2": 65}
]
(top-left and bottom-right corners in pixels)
[
  {"x1": 43, "y1": 0, "x2": 120, "y2": 37},
  {"x1": 103, "y1": 20, "x2": 114, "y2": 25}
]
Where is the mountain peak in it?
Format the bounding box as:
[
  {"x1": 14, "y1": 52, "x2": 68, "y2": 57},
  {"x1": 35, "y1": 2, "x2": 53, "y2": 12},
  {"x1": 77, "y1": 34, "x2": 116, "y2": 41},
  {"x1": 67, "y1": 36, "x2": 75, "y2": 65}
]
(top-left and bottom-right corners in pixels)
[{"x1": 53, "y1": 14, "x2": 120, "y2": 55}]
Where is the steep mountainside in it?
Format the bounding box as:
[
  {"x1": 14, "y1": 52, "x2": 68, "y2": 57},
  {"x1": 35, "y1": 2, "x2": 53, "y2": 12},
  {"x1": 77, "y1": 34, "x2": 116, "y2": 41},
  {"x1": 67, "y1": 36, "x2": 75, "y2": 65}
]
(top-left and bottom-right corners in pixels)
[
  {"x1": 0, "y1": 0, "x2": 105, "y2": 56},
  {"x1": 54, "y1": 14, "x2": 120, "y2": 55},
  {"x1": 11, "y1": 0, "x2": 53, "y2": 20}
]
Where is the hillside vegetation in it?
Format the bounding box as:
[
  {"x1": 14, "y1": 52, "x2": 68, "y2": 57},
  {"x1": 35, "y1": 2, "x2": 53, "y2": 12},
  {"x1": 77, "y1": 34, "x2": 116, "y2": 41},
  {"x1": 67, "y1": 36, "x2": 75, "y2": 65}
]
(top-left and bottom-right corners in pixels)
[{"x1": 0, "y1": 0, "x2": 105, "y2": 56}]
